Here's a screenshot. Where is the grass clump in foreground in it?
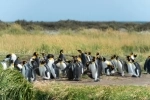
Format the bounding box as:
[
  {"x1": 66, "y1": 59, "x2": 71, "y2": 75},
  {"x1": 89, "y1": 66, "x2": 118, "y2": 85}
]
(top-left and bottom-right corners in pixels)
[
  {"x1": 34, "y1": 81, "x2": 150, "y2": 100},
  {"x1": 0, "y1": 67, "x2": 34, "y2": 100}
]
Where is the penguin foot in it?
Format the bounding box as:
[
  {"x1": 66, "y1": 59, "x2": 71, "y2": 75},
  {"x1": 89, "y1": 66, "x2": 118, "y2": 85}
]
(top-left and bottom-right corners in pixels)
[
  {"x1": 94, "y1": 79, "x2": 100, "y2": 82},
  {"x1": 73, "y1": 78, "x2": 80, "y2": 81},
  {"x1": 132, "y1": 75, "x2": 137, "y2": 77}
]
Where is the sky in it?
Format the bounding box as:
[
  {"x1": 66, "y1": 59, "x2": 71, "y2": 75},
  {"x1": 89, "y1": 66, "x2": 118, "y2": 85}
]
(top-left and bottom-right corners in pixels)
[{"x1": 0, "y1": 0, "x2": 150, "y2": 22}]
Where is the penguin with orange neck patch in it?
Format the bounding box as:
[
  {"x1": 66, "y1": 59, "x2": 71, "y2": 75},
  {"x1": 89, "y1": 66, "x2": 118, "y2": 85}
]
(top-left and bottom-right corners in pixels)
[
  {"x1": 29, "y1": 52, "x2": 40, "y2": 81},
  {"x1": 77, "y1": 50, "x2": 88, "y2": 69},
  {"x1": 47, "y1": 54, "x2": 59, "y2": 79},
  {"x1": 72, "y1": 56, "x2": 82, "y2": 81},
  {"x1": 65, "y1": 56, "x2": 82, "y2": 81},
  {"x1": 126, "y1": 55, "x2": 141, "y2": 77},
  {"x1": 88, "y1": 56, "x2": 100, "y2": 82},
  {"x1": 3, "y1": 53, "x2": 17, "y2": 68},
  {"x1": 2, "y1": 53, "x2": 23, "y2": 71},
  {"x1": 39, "y1": 60, "x2": 50, "y2": 80}
]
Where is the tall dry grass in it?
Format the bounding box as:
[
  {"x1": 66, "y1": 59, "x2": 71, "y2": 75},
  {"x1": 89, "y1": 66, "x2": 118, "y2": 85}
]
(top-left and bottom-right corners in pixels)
[{"x1": 0, "y1": 28, "x2": 150, "y2": 64}]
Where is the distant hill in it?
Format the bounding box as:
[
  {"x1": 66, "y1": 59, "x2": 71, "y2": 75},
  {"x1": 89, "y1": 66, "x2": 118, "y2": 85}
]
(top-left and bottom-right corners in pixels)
[{"x1": 0, "y1": 20, "x2": 150, "y2": 32}]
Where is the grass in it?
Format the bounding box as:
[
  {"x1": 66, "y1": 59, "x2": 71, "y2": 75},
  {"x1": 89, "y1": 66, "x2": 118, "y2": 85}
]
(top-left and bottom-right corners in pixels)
[
  {"x1": 33, "y1": 81, "x2": 150, "y2": 100},
  {"x1": 0, "y1": 27, "x2": 150, "y2": 67},
  {"x1": 0, "y1": 67, "x2": 34, "y2": 100}
]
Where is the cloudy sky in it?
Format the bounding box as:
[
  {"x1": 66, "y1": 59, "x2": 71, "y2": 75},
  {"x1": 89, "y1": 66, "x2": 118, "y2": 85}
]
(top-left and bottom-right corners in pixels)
[{"x1": 0, "y1": 0, "x2": 150, "y2": 22}]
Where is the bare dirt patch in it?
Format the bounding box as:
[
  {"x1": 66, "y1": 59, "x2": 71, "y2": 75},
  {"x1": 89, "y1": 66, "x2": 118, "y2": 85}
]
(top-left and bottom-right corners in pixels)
[{"x1": 33, "y1": 73, "x2": 150, "y2": 86}]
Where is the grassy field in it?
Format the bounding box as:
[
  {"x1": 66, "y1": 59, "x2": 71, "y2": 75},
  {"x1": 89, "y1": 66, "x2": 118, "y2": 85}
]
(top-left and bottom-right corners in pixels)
[{"x1": 0, "y1": 24, "x2": 150, "y2": 67}]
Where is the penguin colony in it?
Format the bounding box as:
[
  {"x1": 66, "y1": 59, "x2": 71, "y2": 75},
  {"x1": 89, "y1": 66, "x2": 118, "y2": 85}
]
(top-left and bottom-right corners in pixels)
[{"x1": 1, "y1": 50, "x2": 148, "y2": 83}]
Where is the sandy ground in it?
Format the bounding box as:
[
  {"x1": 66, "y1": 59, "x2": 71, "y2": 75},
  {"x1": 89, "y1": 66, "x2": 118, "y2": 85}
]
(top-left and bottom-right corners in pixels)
[{"x1": 34, "y1": 73, "x2": 150, "y2": 86}]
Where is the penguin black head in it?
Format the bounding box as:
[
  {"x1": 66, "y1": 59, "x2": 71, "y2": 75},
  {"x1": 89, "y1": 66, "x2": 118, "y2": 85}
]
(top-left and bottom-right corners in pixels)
[
  {"x1": 60, "y1": 49, "x2": 63, "y2": 54},
  {"x1": 113, "y1": 54, "x2": 116, "y2": 58},
  {"x1": 88, "y1": 52, "x2": 91, "y2": 55},
  {"x1": 85, "y1": 52, "x2": 87, "y2": 54},
  {"x1": 103, "y1": 57, "x2": 106, "y2": 61},
  {"x1": 134, "y1": 54, "x2": 137, "y2": 58},
  {"x1": 130, "y1": 52, "x2": 134, "y2": 55},
  {"x1": 33, "y1": 52, "x2": 38, "y2": 57},
  {"x1": 77, "y1": 50, "x2": 82, "y2": 53},
  {"x1": 6, "y1": 54, "x2": 11, "y2": 58},
  {"x1": 111, "y1": 55, "x2": 114, "y2": 59},
  {"x1": 41, "y1": 53, "x2": 45, "y2": 56},
  {"x1": 116, "y1": 56, "x2": 119, "y2": 60},
  {"x1": 126, "y1": 56, "x2": 130, "y2": 61},
  {"x1": 22, "y1": 61, "x2": 27, "y2": 65},
  {"x1": 96, "y1": 52, "x2": 99, "y2": 56},
  {"x1": 92, "y1": 56, "x2": 96, "y2": 62},
  {"x1": 40, "y1": 60, "x2": 46, "y2": 65},
  {"x1": 47, "y1": 54, "x2": 54, "y2": 59}
]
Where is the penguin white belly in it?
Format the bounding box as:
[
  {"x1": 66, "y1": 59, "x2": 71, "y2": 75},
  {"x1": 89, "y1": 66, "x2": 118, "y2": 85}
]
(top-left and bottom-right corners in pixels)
[
  {"x1": 17, "y1": 64, "x2": 23, "y2": 70},
  {"x1": 89, "y1": 63, "x2": 97, "y2": 79},
  {"x1": 88, "y1": 64, "x2": 91, "y2": 71},
  {"x1": 57, "y1": 62, "x2": 66, "y2": 70},
  {"x1": 127, "y1": 63, "x2": 136, "y2": 76},
  {"x1": 131, "y1": 63, "x2": 137, "y2": 76},
  {"x1": 39, "y1": 65, "x2": 46, "y2": 77},
  {"x1": 105, "y1": 60, "x2": 112, "y2": 66},
  {"x1": 48, "y1": 61, "x2": 56, "y2": 78},
  {"x1": 22, "y1": 66, "x2": 26, "y2": 78},
  {"x1": 117, "y1": 61, "x2": 123, "y2": 73},
  {"x1": 1, "y1": 62, "x2": 7, "y2": 70},
  {"x1": 127, "y1": 63, "x2": 133, "y2": 75},
  {"x1": 112, "y1": 60, "x2": 117, "y2": 72},
  {"x1": 11, "y1": 53, "x2": 17, "y2": 62},
  {"x1": 102, "y1": 62, "x2": 107, "y2": 74}
]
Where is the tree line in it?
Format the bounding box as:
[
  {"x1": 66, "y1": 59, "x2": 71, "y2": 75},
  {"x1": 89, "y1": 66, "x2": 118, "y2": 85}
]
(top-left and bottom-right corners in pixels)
[{"x1": 0, "y1": 20, "x2": 150, "y2": 31}]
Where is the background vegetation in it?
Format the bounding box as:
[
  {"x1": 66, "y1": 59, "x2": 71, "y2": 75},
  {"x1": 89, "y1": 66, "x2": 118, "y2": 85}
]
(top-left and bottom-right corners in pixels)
[
  {"x1": 1, "y1": 20, "x2": 150, "y2": 31},
  {"x1": 0, "y1": 22, "x2": 150, "y2": 67}
]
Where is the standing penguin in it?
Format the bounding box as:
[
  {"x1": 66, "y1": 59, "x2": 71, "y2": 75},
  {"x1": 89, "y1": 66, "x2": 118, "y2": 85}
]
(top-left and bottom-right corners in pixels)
[
  {"x1": 111, "y1": 55, "x2": 125, "y2": 76},
  {"x1": 86, "y1": 52, "x2": 93, "y2": 62},
  {"x1": 47, "y1": 54, "x2": 57, "y2": 79},
  {"x1": 72, "y1": 57, "x2": 82, "y2": 81},
  {"x1": 21, "y1": 61, "x2": 28, "y2": 79},
  {"x1": 126, "y1": 56, "x2": 140, "y2": 77},
  {"x1": 58, "y1": 50, "x2": 66, "y2": 62},
  {"x1": 102, "y1": 57, "x2": 115, "y2": 76},
  {"x1": 66, "y1": 60, "x2": 74, "y2": 80},
  {"x1": 88, "y1": 56, "x2": 100, "y2": 82},
  {"x1": 144, "y1": 56, "x2": 150, "y2": 74},
  {"x1": 56, "y1": 50, "x2": 67, "y2": 77},
  {"x1": 3, "y1": 53, "x2": 17, "y2": 68},
  {"x1": 129, "y1": 53, "x2": 141, "y2": 77},
  {"x1": 39, "y1": 60, "x2": 50, "y2": 80},
  {"x1": 77, "y1": 50, "x2": 88, "y2": 69},
  {"x1": 95, "y1": 52, "x2": 103, "y2": 77}
]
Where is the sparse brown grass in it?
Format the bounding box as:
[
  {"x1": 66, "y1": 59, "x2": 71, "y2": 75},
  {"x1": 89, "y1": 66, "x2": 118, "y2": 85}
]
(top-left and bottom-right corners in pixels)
[{"x1": 0, "y1": 28, "x2": 150, "y2": 64}]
